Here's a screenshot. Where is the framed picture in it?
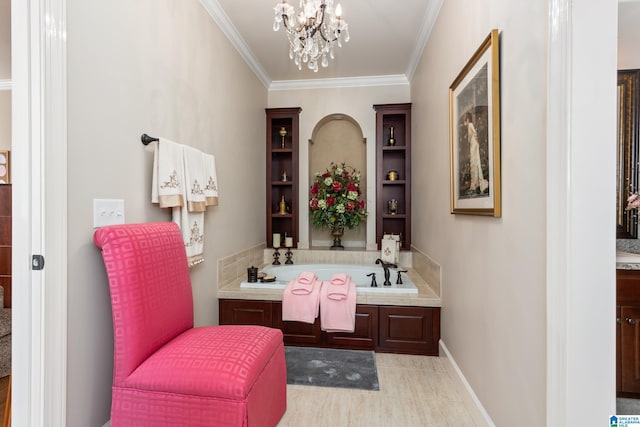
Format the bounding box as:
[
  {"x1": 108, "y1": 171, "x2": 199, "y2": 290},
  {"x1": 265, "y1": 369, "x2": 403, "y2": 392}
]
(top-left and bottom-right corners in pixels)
[
  {"x1": 0, "y1": 150, "x2": 9, "y2": 184},
  {"x1": 449, "y1": 29, "x2": 501, "y2": 217}
]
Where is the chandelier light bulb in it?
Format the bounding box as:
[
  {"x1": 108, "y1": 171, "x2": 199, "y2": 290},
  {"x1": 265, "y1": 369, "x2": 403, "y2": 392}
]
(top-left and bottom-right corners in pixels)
[{"x1": 273, "y1": 0, "x2": 349, "y2": 72}]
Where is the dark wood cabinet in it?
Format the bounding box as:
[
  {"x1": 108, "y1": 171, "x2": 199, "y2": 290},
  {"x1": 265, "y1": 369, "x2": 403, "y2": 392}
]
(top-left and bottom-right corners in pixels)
[
  {"x1": 218, "y1": 299, "x2": 273, "y2": 327},
  {"x1": 219, "y1": 299, "x2": 440, "y2": 355},
  {"x1": 374, "y1": 103, "x2": 411, "y2": 249},
  {"x1": 266, "y1": 108, "x2": 302, "y2": 248},
  {"x1": 378, "y1": 305, "x2": 440, "y2": 355},
  {"x1": 0, "y1": 185, "x2": 10, "y2": 308},
  {"x1": 617, "y1": 269, "x2": 640, "y2": 395}
]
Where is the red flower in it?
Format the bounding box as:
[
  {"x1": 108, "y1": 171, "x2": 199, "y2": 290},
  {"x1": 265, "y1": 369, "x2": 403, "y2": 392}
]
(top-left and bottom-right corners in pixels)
[
  {"x1": 327, "y1": 196, "x2": 336, "y2": 206},
  {"x1": 347, "y1": 183, "x2": 357, "y2": 192},
  {"x1": 358, "y1": 200, "x2": 365, "y2": 209},
  {"x1": 310, "y1": 184, "x2": 319, "y2": 195},
  {"x1": 322, "y1": 172, "x2": 331, "y2": 178},
  {"x1": 346, "y1": 201, "x2": 355, "y2": 211},
  {"x1": 332, "y1": 181, "x2": 342, "y2": 192},
  {"x1": 309, "y1": 198, "x2": 319, "y2": 210}
]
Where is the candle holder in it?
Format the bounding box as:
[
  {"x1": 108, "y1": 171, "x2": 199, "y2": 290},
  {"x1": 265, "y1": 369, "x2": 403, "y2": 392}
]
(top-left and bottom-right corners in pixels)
[
  {"x1": 285, "y1": 248, "x2": 293, "y2": 264},
  {"x1": 279, "y1": 127, "x2": 287, "y2": 149},
  {"x1": 272, "y1": 248, "x2": 281, "y2": 265}
]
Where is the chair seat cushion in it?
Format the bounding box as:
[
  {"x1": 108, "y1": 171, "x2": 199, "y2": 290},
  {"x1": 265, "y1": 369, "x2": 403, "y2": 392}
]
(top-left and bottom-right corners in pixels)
[{"x1": 119, "y1": 325, "x2": 283, "y2": 401}]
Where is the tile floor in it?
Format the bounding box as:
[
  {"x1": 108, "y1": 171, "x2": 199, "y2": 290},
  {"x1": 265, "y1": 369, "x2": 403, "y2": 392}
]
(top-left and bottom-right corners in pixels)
[{"x1": 278, "y1": 352, "x2": 487, "y2": 426}]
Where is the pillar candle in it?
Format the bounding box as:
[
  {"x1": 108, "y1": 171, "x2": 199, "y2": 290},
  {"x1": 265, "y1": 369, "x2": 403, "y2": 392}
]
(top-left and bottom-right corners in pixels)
[
  {"x1": 273, "y1": 233, "x2": 281, "y2": 248},
  {"x1": 285, "y1": 237, "x2": 293, "y2": 248}
]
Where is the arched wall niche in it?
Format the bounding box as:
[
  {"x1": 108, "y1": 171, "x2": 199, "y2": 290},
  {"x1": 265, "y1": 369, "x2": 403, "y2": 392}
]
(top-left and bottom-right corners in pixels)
[{"x1": 308, "y1": 113, "x2": 367, "y2": 248}]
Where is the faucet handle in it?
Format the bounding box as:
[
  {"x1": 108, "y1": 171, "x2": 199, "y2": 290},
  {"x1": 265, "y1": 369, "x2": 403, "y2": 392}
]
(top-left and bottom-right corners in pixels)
[
  {"x1": 396, "y1": 270, "x2": 408, "y2": 285},
  {"x1": 366, "y1": 272, "x2": 378, "y2": 287}
]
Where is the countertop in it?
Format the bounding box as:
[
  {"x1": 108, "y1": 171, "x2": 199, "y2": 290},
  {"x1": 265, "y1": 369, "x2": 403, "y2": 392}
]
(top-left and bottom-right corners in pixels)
[
  {"x1": 617, "y1": 251, "x2": 640, "y2": 270},
  {"x1": 217, "y1": 267, "x2": 442, "y2": 308}
]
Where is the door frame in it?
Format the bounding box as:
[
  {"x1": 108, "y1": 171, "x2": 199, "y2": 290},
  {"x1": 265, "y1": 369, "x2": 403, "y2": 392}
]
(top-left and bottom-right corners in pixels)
[{"x1": 11, "y1": 0, "x2": 68, "y2": 424}]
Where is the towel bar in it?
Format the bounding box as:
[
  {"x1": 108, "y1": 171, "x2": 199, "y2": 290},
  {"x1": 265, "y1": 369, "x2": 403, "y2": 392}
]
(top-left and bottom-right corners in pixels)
[{"x1": 141, "y1": 133, "x2": 159, "y2": 145}]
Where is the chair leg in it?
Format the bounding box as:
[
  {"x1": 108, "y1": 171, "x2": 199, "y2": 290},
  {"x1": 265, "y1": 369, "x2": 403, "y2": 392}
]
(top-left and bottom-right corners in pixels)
[{"x1": 2, "y1": 375, "x2": 10, "y2": 427}]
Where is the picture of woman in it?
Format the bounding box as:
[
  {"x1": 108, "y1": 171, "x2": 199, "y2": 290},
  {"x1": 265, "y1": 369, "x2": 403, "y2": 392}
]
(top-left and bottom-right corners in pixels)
[{"x1": 465, "y1": 113, "x2": 489, "y2": 195}]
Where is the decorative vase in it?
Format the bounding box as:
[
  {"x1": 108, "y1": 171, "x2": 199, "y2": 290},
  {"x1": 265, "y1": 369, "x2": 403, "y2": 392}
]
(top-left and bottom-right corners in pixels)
[{"x1": 330, "y1": 225, "x2": 345, "y2": 250}]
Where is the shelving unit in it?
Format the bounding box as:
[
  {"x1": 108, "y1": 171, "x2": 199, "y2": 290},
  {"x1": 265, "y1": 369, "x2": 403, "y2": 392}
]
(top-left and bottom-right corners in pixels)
[
  {"x1": 265, "y1": 107, "x2": 302, "y2": 248},
  {"x1": 374, "y1": 103, "x2": 411, "y2": 250}
]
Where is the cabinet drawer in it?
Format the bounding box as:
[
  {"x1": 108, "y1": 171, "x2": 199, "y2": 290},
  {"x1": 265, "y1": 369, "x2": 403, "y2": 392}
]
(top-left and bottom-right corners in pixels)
[
  {"x1": 218, "y1": 299, "x2": 273, "y2": 327},
  {"x1": 0, "y1": 216, "x2": 10, "y2": 245}
]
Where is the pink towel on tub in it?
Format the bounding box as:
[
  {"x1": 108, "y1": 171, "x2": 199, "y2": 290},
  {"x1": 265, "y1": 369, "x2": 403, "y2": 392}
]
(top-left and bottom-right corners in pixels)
[
  {"x1": 330, "y1": 273, "x2": 349, "y2": 285},
  {"x1": 326, "y1": 273, "x2": 352, "y2": 300},
  {"x1": 290, "y1": 271, "x2": 317, "y2": 294},
  {"x1": 282, "y1": 278, "x2": 321, "y2": 324},
  {"x1": 320, "y1": 279, "x2": 357, "y2": 333}
]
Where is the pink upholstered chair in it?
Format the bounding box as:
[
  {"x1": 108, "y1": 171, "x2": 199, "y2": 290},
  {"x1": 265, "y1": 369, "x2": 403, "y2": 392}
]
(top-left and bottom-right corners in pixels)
[{"x1": 94, "y1": 222, "x2": 286, "y2": 427}]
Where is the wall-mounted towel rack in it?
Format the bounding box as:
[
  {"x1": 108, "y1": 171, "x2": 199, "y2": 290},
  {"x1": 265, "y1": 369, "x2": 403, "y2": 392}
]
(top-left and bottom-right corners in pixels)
[{"x1": 141, "y1": 133, "x2": 159, "y2": 145}]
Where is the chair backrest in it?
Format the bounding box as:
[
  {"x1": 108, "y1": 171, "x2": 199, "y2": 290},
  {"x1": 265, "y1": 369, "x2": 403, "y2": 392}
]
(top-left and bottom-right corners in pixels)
[{"x1": 94, "y1": 222, "x2": 194, "y2": 382}]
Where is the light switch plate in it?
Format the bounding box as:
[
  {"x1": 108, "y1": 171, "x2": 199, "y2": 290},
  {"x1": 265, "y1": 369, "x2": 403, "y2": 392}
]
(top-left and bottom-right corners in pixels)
[{"x1": 93, "y1": 199, "x2": 125, "y2": 228}]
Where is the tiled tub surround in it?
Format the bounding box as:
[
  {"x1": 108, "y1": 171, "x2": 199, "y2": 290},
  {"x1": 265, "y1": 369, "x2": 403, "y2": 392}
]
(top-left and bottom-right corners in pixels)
[{"x1": 217, "y1": 246, "x2": 441, "y2": 308}]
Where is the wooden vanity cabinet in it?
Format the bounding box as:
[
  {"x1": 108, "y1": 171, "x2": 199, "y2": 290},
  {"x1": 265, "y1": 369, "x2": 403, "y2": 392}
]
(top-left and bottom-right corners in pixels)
[
  {"x1": 0, "y1": 185, "x2": 11, "y2": 308},
  {"x1": 617, "y1": 269, "x2": 640, "y2": 395},
  {"x1": 219, "y1": 299, "x2": 440, "y2": 355}
]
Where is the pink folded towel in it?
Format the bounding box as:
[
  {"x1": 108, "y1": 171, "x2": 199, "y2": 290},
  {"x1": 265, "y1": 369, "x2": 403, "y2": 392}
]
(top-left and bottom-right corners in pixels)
[
  {"x1": 282, "y1": 279, "x2": 321, "y2": 324},
  {"x1": 330, "y1": 273, "x2": 349, "y2": 285},
  {"x1": 298, "y1": 271, "x2": 317, "y2": 285},
  {"x1": 320, "y1": 280, "x2": 356, "y2": 333}
]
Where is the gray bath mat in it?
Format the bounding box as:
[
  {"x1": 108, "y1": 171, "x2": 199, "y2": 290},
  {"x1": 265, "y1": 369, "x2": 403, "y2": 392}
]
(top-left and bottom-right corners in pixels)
[{"x1": 284, "y1": 346, "x2": 380, "y2": 391}]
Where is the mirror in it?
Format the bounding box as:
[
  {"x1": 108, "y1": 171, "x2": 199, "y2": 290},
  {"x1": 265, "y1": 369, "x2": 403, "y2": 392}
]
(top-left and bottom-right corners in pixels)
[{"x1": 617, "y1": 69, "x2": 640, "y2": 239}]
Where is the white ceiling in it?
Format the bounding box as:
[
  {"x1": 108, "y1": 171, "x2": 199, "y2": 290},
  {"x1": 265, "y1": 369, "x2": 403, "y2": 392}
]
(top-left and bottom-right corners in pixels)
[{"x1": 201, "y1": 0, "x2": 442, "y2": 89}]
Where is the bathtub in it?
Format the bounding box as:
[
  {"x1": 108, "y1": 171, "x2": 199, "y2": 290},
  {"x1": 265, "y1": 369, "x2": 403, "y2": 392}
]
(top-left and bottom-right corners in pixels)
[{"x1": 240, "y1": 263, "x2": 418, "y2": 294}]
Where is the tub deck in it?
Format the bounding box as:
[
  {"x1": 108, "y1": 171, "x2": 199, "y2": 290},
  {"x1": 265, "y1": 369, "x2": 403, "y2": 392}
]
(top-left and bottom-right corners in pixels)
[{"x1": 219, "y1": 265, "x2": 440, "y2": 308}]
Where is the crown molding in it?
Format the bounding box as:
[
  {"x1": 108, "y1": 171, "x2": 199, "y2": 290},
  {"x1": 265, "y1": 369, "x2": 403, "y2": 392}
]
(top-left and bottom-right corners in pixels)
[
  {"x1": 0, "y1": 79, "x2": 11, "y2": 90},
  {"x1": 269, "y1": 74, "x2": 409, "y2": 91},
  {"x1": 199, "y1": 0, "x2": 272, "y2": 88},
  {"x1": 406, "y1": 0, "x2": 444, "y2": 81}
]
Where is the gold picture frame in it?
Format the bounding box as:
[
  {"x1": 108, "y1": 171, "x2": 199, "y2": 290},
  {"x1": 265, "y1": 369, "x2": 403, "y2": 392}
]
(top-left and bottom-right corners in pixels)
[
  {"x1": 449, "y1": 29, "x2": 501, "y2": 217},
  {"x1": 0, "y1": 150, "x2": 9, "y2": 184}
]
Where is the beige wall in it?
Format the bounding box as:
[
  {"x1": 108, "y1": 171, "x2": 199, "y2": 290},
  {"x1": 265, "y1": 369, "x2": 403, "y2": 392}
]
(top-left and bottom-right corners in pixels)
[
  {"x1": 66, "y1": 1, "x2": 266, "y2": 425},
  {"x1": 269, "y1": 85, "x2": 410, "y2": 249},
  {"x1": 0, "y1": 0, "x2": 9, "y2": 79},
  {"x1": 0, "y1": 0, "x2": 9, "y2": 153},
  {"x1": 0, "y1": 91, "x2": 9, "y2": 151},
  {"x1": 411, "y1": 1, "x2": 547, "y2": 426},
  {"x1": 618, "y1": 2, "x2": 640, "y2": 70}
]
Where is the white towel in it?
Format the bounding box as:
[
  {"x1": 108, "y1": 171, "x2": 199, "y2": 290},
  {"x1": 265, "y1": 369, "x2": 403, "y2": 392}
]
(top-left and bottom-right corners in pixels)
[
  {"x1": 203, "y1": 153, "x2": 219, "y2": 207},
  {"x1": 151, "y1": 139, "x2": 185, "y2": 208},
  {"x1": 177, "y1": 207, "x2": 205, "y2": 267},
  {"x1": 182, "y1": 145, "x2": 206, "y2": 213}
]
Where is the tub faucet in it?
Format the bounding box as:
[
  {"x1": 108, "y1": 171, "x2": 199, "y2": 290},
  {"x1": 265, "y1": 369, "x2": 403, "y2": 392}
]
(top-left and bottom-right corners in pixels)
[{"x1": 375, "y1": 258, "x2": 397, "y2": 286}]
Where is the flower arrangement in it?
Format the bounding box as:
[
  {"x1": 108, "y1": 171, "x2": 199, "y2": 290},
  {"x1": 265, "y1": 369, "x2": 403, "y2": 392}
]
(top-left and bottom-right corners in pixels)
[
  {"x1": 627, "y1": 192, "x2": 640, "y2": 211},
  {"x1": 309, "y1": 162, "x2": 367, "y2": 230}
]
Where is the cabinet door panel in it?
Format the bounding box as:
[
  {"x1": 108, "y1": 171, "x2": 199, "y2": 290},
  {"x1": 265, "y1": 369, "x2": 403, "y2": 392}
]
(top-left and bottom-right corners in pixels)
[
  {"x1": 378, "y1": 306, "x2": 440, "y2": 355},
  {"x1": 272, "y1": 301, "x2": 322, "y2": 345},
  {"x1": 218, "y1": 299, "x2": 273, "y2": 327},
  {"x1": 621, "y1": 306, "x2": 640, "y2": 393},
  {"x1": 326, "y1": 305, "x2": 378, "y2": 350}
]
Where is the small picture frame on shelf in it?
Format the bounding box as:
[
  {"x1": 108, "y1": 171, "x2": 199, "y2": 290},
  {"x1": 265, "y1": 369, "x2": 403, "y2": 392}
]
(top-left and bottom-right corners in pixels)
[
  {"x1": 0, "y1": 150, "x2": 9, "y2": 184},
  {"x1": 449, "y1": 29, "x2": 501, "y2": 217}
]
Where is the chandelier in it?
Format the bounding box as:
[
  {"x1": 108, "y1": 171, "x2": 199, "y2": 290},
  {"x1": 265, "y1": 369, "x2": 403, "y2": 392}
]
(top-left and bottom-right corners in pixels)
[{"x1": 273, "y1": 0, "x2": 350, "y2": 72}]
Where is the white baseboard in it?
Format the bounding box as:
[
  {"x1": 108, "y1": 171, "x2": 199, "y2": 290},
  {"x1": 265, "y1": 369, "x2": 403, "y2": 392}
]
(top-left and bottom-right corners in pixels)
[{"x1": 439, "y1": 340, "x2": 495, "y2": 427}]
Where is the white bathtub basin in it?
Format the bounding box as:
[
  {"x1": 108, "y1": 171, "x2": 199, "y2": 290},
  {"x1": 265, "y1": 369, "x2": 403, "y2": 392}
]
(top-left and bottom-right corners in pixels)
[{"x1": 240, "y1": 263, "x2": 418, "y2": 294}]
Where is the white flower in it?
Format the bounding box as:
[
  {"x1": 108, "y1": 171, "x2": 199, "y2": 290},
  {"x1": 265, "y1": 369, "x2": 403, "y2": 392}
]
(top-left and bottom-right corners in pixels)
[
  {"x1": 336, "y1": 204, "x2": 345, "y2": 214},
  {"x1": 324, "y1": 177, "x2": 333, "y2": 186},
  {"x1": 347, "y1": 191, "x2": 358, "y2": 200},
  {"x1": 318, "y1": 199, "x2": 327, "y2": 209}
]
